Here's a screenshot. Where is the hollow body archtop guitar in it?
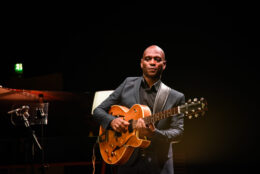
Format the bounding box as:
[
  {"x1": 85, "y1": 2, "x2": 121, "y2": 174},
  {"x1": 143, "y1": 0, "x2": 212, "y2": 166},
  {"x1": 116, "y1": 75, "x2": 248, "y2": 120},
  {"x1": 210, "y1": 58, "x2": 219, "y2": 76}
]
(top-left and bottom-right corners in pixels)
[{"x1": 98, "y1": 98, "x2": 207, "y2": 165}]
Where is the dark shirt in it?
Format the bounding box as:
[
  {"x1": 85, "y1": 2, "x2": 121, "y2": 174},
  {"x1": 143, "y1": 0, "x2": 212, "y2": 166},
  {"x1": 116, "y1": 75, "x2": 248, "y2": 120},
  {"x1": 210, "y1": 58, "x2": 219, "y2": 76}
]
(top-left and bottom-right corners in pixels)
[
  {"x1": 138, "y1": 77, "x2": 161, "y2": 157},
  {"x1": 139, "y1": 77, "x2": 161, "y2": 113}
]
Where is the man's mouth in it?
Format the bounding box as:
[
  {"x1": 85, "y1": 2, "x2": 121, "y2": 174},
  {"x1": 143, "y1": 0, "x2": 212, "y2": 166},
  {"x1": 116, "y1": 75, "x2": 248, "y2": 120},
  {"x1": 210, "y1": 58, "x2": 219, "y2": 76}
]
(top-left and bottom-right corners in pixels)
[{"x1": 148, "y1": 68, "x2": 156, "y2": 71}]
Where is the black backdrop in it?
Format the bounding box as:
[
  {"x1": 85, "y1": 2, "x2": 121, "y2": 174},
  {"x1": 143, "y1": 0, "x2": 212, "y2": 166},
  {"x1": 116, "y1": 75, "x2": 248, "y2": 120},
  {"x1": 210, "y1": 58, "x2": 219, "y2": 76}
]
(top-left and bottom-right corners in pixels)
[{"x1": 0, "y1": 1, "x2": 259, "y2": 174}]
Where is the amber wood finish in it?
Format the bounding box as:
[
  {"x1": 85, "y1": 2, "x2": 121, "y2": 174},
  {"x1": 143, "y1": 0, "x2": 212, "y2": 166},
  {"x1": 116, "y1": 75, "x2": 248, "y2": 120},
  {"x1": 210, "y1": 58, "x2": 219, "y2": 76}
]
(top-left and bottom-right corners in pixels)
[{"x1": 99, "y1": 104, "x2": 151, "y2": 165}]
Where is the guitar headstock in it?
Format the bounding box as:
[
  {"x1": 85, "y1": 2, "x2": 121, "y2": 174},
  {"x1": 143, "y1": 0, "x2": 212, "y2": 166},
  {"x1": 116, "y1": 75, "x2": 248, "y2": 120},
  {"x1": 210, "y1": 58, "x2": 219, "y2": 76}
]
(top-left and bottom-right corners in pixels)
[{"x1": 180, "y1": 97, "x2": 208, "y2": 119}]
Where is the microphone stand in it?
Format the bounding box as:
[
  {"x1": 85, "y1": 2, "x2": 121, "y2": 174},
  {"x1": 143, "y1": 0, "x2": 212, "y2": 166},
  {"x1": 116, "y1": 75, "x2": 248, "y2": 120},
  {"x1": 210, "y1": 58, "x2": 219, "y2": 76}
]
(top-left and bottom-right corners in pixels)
[
  {"x1": 8, "y1": 106, "x2": 47, "y2": 174},
  {"x1": 21, "y1": 110, "x2": 45, "y2": 174},
  {"x1": 22, "y1": 114, "x2": 43, "y2": 151}
]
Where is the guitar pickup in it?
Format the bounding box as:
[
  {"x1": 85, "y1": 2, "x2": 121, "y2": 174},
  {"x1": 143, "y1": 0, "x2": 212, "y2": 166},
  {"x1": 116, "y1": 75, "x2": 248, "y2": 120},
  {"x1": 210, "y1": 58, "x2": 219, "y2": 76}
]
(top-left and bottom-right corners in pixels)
[
  {"x1": 115, "y1": 132, "x2": 122, "y2": 137},
  {"x1": 128, "y1": 119, "x2": 133, "y2": 133}
]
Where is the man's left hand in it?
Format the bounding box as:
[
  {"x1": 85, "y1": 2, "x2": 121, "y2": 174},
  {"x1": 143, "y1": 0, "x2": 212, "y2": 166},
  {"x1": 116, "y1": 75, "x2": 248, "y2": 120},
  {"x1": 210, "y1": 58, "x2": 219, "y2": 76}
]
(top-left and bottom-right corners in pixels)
[{"x1": 136, "y1": 118, "x2": 155, "y2": 138}]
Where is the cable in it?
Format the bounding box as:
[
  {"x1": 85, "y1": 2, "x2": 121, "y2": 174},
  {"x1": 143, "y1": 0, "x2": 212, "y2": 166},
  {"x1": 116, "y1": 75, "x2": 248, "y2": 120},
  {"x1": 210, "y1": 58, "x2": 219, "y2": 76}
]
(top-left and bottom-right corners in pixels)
[{"x1": 92, "y1": 141, "x2": 98, "y2": 174}]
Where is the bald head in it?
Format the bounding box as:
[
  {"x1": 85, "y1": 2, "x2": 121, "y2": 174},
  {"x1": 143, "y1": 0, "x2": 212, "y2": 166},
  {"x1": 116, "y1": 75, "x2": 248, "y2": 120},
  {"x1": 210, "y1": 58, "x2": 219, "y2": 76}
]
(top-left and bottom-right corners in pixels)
[
  {"x1": 142, "y1": 45, "x2": 165, "y2": 60},
  {"x1": 140, "y1": 45, "x2": 166, "y2": 82}
]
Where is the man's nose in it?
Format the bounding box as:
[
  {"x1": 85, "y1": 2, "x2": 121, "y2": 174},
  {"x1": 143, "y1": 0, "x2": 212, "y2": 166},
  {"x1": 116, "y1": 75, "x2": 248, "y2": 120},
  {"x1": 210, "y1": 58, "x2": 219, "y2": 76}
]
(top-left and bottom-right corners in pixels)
[{"x1": 149, "y1": 58, "x2": 156, "y2": 65}]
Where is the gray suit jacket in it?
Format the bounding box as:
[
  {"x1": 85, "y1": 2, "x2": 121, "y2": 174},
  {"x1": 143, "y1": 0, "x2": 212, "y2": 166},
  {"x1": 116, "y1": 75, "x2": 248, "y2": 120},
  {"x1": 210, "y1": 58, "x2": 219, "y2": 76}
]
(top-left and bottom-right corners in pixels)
[{"x1": 93, "y1": 77, "x2": 185, "y2": 174}]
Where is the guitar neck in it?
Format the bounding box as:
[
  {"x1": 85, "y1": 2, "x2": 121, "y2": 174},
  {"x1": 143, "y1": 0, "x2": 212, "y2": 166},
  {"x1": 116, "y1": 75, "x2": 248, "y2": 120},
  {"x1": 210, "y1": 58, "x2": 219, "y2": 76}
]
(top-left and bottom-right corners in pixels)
[
  {"x1": 131, "y1": 98, "x2": 206, "y2": 127},
  {"x1": 130, "y1": 106, "x2": 179, "y2": 129},
  {"x1": 143, "y1": 106, "x2": 180, "y2": 125}
]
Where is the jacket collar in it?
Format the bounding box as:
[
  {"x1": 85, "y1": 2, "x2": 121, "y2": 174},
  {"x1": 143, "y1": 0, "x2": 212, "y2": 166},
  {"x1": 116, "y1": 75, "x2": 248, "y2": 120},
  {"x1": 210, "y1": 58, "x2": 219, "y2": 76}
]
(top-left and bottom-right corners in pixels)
[{"x1": 141, "y1": 77, "x2": 161, "y2": 92}]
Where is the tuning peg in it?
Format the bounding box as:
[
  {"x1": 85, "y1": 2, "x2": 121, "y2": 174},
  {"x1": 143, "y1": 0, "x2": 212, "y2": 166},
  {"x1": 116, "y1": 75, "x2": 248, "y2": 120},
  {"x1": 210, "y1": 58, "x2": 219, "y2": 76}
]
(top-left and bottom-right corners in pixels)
[
  {"x1": 200, "y1": 97, "x2": 204, "y2": 101},
  {"x1": 198, "y1": 107, "x2": 201, "y2": 111},
  {"x1": 192, "y1": 109, "x2": 195, "y2": 113},
  {"x1": 188, "y1": 115, "x2": 192, "y2": 119},
  {"x1": 194, "y1": 114, "x2": 199, "y2": 118},
  {"x1": 193, "y1": 98, "x2": 198, "y2": 102},
  {"x1": 188, "y1": 99, "x2": 192, "y2": 103}
]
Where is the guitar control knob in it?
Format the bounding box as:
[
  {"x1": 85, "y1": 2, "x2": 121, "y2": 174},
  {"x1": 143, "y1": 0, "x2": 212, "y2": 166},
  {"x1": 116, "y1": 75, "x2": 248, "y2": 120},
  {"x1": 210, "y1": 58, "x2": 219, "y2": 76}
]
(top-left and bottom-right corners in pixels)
[
  {"x1": 105, "y1": 149, "x2": 109, "y2": 153},
  {"x1": 111, "y1": 152, "x2": 117, "y2": 156}
]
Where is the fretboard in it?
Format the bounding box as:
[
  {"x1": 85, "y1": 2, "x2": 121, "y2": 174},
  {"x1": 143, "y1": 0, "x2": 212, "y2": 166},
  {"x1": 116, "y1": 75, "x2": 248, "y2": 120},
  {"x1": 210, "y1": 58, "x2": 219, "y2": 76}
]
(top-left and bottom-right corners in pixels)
[
  {"x1": 143, "y1": 107, "x2": 179, "y2": 124},
  {"x1": 132, "y1": 106, "x2": 180, "y2": 128}
]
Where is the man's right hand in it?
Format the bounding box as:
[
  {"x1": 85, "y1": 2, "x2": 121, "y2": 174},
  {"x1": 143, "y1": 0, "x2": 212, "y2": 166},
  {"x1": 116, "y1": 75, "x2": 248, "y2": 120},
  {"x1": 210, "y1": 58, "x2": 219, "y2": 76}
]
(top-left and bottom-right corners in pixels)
[{"x1": 110, "y1": 118, "x2": 129, "y2": 133}]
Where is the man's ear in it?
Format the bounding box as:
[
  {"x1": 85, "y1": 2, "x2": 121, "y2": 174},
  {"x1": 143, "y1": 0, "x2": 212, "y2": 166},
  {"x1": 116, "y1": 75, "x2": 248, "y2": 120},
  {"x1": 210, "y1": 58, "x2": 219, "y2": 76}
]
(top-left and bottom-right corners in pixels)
[
  {"x1": 163, "y1": 61, "x2": 166, "y2": 70},
  {"x1": 140, "y1": 58, "x2": 143, "y2": 68}
]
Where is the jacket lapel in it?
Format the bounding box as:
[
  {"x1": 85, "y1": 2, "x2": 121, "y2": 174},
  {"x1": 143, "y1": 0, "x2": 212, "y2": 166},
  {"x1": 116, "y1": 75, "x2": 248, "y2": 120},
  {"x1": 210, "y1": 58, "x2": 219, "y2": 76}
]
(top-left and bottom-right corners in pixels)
[{"x1": 134, "y1": 77, "x2": 142, "y2": 104}]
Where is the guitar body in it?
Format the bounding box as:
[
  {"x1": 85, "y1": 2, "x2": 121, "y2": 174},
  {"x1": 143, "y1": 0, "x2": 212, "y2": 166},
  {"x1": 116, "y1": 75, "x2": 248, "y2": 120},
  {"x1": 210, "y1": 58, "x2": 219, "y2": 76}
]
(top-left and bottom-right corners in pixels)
[
  {"x1": 99, "y1": 104, "x2": 152, "y2": 165},
  {"x1": 98, "y1": 97, "x2": 207, "y2": 165}
]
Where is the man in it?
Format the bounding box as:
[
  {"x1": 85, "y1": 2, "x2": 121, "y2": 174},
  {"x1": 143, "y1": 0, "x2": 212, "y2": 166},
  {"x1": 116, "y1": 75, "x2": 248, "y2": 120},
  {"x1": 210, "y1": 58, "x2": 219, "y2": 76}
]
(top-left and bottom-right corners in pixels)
[{"x1": 93, "y1": 45, "x2": 185, "y2": 174}]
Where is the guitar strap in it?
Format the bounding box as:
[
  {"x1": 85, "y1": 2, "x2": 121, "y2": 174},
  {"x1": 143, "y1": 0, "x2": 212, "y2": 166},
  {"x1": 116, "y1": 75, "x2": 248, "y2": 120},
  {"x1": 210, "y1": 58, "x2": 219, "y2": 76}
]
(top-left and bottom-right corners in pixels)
[{"x1": 153, "y1": 82, "x2": 171, "y2": 114}]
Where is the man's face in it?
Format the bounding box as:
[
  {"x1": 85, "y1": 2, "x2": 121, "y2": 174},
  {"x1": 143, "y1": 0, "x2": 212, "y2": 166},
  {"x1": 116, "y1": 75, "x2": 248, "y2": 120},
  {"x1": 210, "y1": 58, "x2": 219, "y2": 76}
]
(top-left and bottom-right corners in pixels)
[{"x1": 140, "y1": 47, "x2": 166, "y2": 79}]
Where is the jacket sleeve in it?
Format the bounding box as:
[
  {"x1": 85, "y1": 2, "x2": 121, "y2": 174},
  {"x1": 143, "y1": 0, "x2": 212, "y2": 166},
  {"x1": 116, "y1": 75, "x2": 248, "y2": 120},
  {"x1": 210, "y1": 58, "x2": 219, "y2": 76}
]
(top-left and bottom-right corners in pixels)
[
  {"x1": 93, "y1": 78, "x2": 127, "y2": 129},
  {"x1": 151, "y1": 93, "x2": 185, "y2": 143}
]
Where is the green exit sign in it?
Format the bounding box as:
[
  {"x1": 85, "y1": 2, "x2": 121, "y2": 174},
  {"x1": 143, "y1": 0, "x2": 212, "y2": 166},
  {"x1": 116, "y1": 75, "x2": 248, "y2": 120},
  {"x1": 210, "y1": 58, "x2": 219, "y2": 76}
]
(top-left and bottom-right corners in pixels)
[{"x1": 15, "y1": 63, "x2": 23, "y2": 74}]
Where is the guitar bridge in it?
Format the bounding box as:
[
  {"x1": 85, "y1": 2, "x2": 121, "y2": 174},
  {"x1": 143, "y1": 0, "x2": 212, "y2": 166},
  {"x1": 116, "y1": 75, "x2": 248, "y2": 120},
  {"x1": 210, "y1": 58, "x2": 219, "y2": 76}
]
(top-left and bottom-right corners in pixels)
[{"x1": 115, "y1": 132, "x2": 122, "y2": 137}]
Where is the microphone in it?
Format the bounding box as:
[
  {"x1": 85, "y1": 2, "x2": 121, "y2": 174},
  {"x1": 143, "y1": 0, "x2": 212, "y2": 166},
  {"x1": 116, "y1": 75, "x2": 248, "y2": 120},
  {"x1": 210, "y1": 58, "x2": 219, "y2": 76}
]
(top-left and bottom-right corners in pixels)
[{"x1": 7, "y1": 105, "x2": 29, "y2": 115}]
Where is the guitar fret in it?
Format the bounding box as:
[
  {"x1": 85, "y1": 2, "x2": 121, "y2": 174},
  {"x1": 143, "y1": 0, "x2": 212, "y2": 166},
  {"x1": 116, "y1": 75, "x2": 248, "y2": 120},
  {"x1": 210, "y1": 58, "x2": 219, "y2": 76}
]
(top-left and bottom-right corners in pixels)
[
  {"x1": 162, "y1": 111, "x2": 165, "y2": 119},
  {"x1": 154, "y1": 113, "x2": 158, "y2": 122}
]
